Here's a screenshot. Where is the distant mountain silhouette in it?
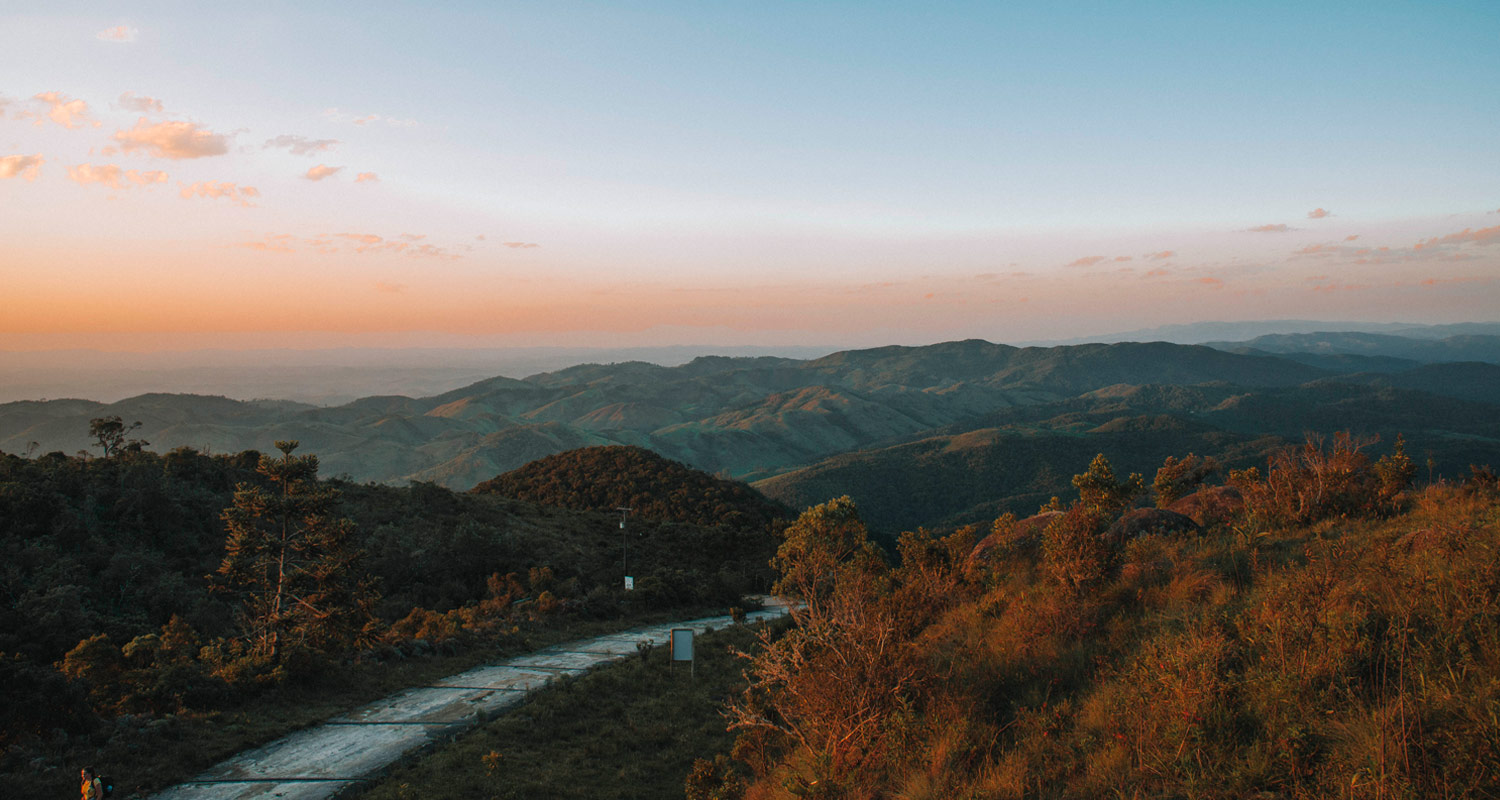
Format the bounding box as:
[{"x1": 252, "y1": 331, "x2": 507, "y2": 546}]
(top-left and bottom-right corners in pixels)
[{"x1": 3, "y1": 335, "x2": 1498, "y2": 531}]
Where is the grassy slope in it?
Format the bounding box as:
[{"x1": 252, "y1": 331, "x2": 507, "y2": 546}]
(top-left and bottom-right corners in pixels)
[
  {"x1": 350, "y1": 622, "x2": 778, "y2": 800},
  {"x1": 0, "y1": 607, "x2": 741, "y2": 800}
]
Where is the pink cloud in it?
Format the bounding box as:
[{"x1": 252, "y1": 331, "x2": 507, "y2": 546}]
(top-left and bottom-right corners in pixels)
[
  {"x1": 375, "y1": 281, "x2": 407, "y2": 294},
  {"x1": 1066, "y1": 255, "x2": 1107, "y2": 267},
  {"x1": 1246, "y1": 223, "x2": 1292, "y2": 233},
  {"x1": 323, "y1": 108, "x2": 418, "y2": 128},
  {"x1": 1420, "y1": 276, "x2": 1488, "y2": 287},
  {"x1": 1143, "y1": 268, "x2": 1169, "y2": 278},
  {"x1": 114, "y1": 119, "x2": 230, "y2": 159},
  {"x1": 1307, "y1": 208, "x2": 1331, "y2": 219},
  {"x1": 1113, "y1": 256, "x2": 1133, "y2": 262},
  {"x1": 118, "y1": 92, "x2": 163, "y2": 113},
  {"x1": 180, "y1": 181, "x2": 258, "y2": 207},
  {"x1": 96, "y1": 25, "x2": 138, "y2": 42},
  {"x1": 502, "y1": 241, "x2": 541, "y2": 249},
  {"x1": 265, "y1": 135, "x2": 339, "y2": 156},
  {"x1": 1413, "y1": 225, "x2": 1500, "y2": 250},
  {"x1": 354, "y1": 172, "x2": 379, "y2": 183},
  {"x1": 67, "y1": 163, "x2": 168, "y2": 188},
  {"x1": 1312, "y1": 283, "x2": 1370, "y2": 293},
  {"x1": 0, "y1": 154, "x2": 44, "y2": 181},
  {"x1": 1196, "y1": 277, "x2": 1223, "y2": 287},
  {"x1": 398, "y1": 233, "x2": 426, "y2": 241},
  {"x1": 1144, "y1": 250, "x2": 1174, "y2": 260},
  {"x1": 337, "y1": 233, "x2": 384, "y2": 246},
  {"x1": 304, "y1": 164, "x2": 343, "y2": 181},
  {"x1": 29, "y1": 91, "x2": 98, "y2": 129},
  {"x1": 1344, "y1": 234, "x2": 1359, "y2": 241}
]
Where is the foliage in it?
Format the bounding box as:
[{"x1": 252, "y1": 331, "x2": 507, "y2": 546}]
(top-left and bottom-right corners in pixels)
[
  {"x1": 1071, "y1": 453, "x2": 1145, "y2": 518},
  {"x1": 715, "y1": 442, "x2": 1500, "y2": 799},
  {"x1": 1231, "y1": 432, "x2": 1383, "y2": 526},
  {"x1": 727, "y1": 501, "x2": 973, "y2": 793},
  {"x1": 473, "y1": 445, "x2": 788, "y2": 529},
  {"x1": 1153, "y1": 452, "x2": 1219, "y2": 507},
  {"x1": 88, "y1": 415, "x2": 147, "y2": 457},
  {"x1": 215, "y1": 441, "x2": 378, "y2": 661}
]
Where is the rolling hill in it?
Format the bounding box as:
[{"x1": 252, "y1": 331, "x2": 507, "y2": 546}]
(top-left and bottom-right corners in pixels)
[{"x1": 3, "y1": 335, "x2": 1499, "y2": 532}]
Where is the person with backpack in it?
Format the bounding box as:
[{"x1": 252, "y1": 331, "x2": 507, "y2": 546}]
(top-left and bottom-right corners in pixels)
[{"x1": 80, "y1": 766, "x2": 107, "y2": 799}]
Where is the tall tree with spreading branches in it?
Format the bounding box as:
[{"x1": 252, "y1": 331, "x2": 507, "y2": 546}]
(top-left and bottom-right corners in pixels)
[{"x1": 215, "y1": 441, "x2": 376, "y2": 662}]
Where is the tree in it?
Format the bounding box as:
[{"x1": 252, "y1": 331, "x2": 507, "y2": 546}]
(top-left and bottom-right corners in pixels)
[
  {"x1": 1153, "y1": 453, "x2": 1220, "y2": 508},
  {"x1": 215, "y1": 441, "x2": 375, "y2": 662},
  {"x1": 1072, "y1": 453, "x2": 1144, "y2": 518},
  {"x1": 88, "y1": 416, "x2": 146, "y2": 457}
]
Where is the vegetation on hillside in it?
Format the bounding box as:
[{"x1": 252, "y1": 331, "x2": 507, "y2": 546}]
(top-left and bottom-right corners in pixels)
[
  {"x1": 697, "y1": 435, "x2": 1500, "y2": 799},
  {"x1": 0, "y1": 431, "x2": 778, "y2": 797},
  {"x1": 474, "y1": 444, "x2": 789, "y2": 529}
]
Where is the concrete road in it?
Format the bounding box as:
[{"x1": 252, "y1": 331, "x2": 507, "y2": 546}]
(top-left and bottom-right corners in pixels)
[{"x1": 150, "y1": 600, "x2": 791, "y2": 800}]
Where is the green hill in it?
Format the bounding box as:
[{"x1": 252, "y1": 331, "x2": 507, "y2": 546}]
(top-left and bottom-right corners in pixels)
[{"x1": 473, "y1": 445, "x2": 788, "y2": 529}]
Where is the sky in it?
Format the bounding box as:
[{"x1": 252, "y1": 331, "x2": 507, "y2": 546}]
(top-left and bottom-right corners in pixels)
[{"x1": 2, "y1": 1, "x2": 1498, "y2": 352}]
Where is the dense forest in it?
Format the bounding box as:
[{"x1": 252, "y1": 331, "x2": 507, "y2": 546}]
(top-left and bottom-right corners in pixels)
[
  {"x1": 690, "y1": 435, "x2": 1500, "y2": 798},
  {"x1": 0, "y1": 429, "x2": 782, "y2": 797},
  {"x1": 473, "y1": 444, "x2": 789, "y2": 528}
]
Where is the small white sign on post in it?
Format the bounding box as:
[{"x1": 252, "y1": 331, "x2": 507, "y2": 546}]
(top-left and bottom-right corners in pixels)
[
  {"x1": 624, "y1": 576, "x2": 634, "y2": 591},
  {"x1": 671, "y1": 627, "x2": 694, "y2": 679}
]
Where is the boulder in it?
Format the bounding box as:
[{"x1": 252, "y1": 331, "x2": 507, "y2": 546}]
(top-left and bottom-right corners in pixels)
[
  {"x1": 1167, "y1": 485, "x2": 1245, "y2": 527},
  {"x1": 1103, "y1": 507, "x2": 1201, "y2": 545},
  {"x1": 970, "y1": 510, "x2": 1064, "y2": 561}
]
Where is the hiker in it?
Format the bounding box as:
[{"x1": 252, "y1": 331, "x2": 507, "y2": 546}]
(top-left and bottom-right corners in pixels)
[{"x1": 80, "y1": 766, "x2": 104, "y2": 800}]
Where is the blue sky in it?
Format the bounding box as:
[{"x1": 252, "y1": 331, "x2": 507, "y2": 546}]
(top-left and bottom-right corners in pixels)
[{"x1": 1, "y1": 1, "x2": 1497, "y2": 349}]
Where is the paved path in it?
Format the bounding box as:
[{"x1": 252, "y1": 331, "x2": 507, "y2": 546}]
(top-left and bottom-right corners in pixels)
[{"x1": 150, "y1": 601, "x2": 791, "y2": 800}]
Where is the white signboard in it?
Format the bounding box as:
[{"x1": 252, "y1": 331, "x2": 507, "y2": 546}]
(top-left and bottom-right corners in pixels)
[
  {"x1": 671, "y1": 628, "x2": 694, "y2": 662},
  {"x1": 624, "y1": 576, "x2": 634, "y2": 591}
]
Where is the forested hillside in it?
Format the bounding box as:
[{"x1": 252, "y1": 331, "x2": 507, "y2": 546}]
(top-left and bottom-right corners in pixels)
[
  {"x1": 695, "y1": 438, "x2": 1500, "y2": 799},
  {"x1": 7, "y1": 335, "x2": 1497, "y2": 514},
  {"x1": 473, "y1": 445, "x2": 788, "y2": 529},
  {"x1": 0, "y1": 437, "x2": 780, "y2": 798}
]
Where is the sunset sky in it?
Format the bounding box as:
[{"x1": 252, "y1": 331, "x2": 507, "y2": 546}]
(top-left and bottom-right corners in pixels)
[{"x1": 2, "y1": 1, "x2": 1498, "y2": 352}]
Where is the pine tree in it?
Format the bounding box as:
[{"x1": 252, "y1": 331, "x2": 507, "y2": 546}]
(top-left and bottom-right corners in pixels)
[{"x1": 215, "y1": 441, "x2": 375, "y2": 662}]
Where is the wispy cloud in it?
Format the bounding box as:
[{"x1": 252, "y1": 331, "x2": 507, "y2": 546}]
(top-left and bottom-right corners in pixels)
[
  {"x1": 180, "y1": 181, "x2": 258, "y2": 207},
  {"x1": 1420, "y1": 276, "x2": 1490, "y2": 287},
  {"x1": 1246, "y1": 223, "x2": 1293, "y2": 233},
  {"x1": 1144, "y1": 268, "x2": 1169, "y2": 278},
  {"x1": 96, "y1": 25, "x2": 138, "y2": 43},
  {"x1": 375, "y1": 281, "x2": 407, "y2": 293},
  {"x1": 0, "y1": 154, "x2": 44, "y2": 181},
  {"x1": 1344, "y1": 234, "x2": 1360, "y2": 241},
  {"x1": 67, "y1": 163, "x2": 168, "y2": 189},
  {"x1": 1144, "y1": 250, "x2": 1174, "y2": 260},
  {"x1": 1307, "y1": 207, "x2": 1332, "y2": 219},
  {"x1": 264, "y1": 135, "x2": 339, "y2": 156},
  {"x1": 1196, "y1": 277, "x2": 1224, "y2": 287},
  {"x1": 322, "y1": 108, "x2": 419, "y2": 128},
  {"x1": 304, "y1": 164, "x2": 343, "y2": 181},
  {"x1": 115, "y1": 119, "x2": 230, "y2": 159},
  {"x1": 27, "y1": 91, "x2": 98, "y2": 129},
  {"x1": 1066, "y1": 255, "x2": 1107, "y2": 267},
  {"x1": 118, "y1": 92, "x2": 164, "y2": 113},
  {"x1": 1413, "y1": 225, "x2": 1500, "y2": 250},
  {"x1": 354, "y1": 172, "x2": 379, "y2": 183},
  {"x1": 502, "y1": 241, "x2": 541, "y2": 249}
]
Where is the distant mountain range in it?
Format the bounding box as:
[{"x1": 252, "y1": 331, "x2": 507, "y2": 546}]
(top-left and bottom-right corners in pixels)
[{"x1": 3, "y1": 329, "x2": 1498, "y2": 533}]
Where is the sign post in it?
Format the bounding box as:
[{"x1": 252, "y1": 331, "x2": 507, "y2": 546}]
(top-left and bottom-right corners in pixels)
[{"x1": 671, "y1": 627, "x2": 694, "y2": 680}]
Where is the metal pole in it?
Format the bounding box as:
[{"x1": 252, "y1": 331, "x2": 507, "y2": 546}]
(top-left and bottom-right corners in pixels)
[{"x1": 616, "y1": 507, "x2": 633, "y2": 589}]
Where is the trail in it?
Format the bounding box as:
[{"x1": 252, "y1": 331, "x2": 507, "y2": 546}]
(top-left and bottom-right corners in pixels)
[{"x1": 150, "y1": 601, "x2": 790, "y2": 800}]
